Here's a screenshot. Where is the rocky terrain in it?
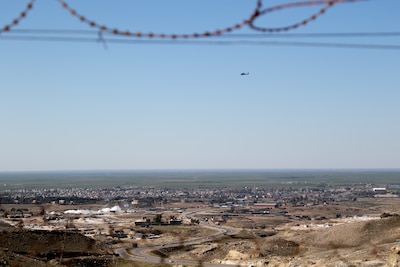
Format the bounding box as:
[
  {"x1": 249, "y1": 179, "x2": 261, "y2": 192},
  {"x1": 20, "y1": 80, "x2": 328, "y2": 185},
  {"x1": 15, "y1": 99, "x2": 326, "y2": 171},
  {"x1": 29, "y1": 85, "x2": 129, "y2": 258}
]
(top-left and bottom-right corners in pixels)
[
  {"x1": 1, "y1": 203, "x2": 400, "y2": 267},
  {"x1": 151, "y1": 216, "x2": 400, "y2": 267}
]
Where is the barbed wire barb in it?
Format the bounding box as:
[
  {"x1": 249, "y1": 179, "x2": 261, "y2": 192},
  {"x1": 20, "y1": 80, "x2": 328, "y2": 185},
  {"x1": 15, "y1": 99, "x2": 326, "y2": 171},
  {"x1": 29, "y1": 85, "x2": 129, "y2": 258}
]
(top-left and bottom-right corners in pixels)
[
  {"x1": 0, "y1": 0, "x2": 36, "y2": 33},
  {"x1": 97, "y1": 30, "x2": 108, "y2": 50}
]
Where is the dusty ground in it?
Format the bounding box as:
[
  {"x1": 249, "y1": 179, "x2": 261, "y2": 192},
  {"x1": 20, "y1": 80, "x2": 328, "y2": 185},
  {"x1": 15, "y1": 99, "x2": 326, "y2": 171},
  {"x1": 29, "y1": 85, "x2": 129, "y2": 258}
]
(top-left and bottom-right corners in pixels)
[
  {"x1": 152, "y1": 216, "x2": 400, "y2": 266},
  {"x1": 148, "y1": 198, "x2": 400, "y2": 267},
  {"x1": 1, "y1": 198, "x2": 400, "y2": 266}
]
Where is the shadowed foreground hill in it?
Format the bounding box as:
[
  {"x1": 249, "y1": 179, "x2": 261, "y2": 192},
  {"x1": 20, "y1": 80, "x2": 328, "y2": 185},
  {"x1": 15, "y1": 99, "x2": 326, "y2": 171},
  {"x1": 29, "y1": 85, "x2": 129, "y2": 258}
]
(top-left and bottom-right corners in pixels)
[{"x1": 0, "y1": 229, "x2": 114, "y2": 267}]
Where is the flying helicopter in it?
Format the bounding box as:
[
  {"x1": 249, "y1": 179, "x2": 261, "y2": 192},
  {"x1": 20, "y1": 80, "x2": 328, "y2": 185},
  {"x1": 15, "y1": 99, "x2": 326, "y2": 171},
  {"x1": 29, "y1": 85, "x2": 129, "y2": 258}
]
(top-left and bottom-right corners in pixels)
[{"x1": 240, "y1": 72, "x2": 249, "y2": 76}]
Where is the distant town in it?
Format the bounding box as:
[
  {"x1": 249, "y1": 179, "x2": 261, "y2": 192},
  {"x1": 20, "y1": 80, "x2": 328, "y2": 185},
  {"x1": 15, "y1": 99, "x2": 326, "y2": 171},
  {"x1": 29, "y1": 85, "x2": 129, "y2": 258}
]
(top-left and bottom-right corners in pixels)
[{"x1": 1, "y1": 177, "x2": 398, "y2": 214}]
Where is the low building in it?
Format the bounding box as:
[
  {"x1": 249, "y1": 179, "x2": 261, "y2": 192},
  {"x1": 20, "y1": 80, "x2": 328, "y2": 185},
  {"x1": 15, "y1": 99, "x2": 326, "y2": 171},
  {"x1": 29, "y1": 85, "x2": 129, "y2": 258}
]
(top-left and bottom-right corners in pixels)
[
  {"x1": 373, "y1": 188, "x2": 387, "y2": 194},
  {"x1": 134, "y1": 217, "x2": 150, "y2": 227},
  {"x1": 169, "y1": 219, "x2": 182, "y2": 225}
]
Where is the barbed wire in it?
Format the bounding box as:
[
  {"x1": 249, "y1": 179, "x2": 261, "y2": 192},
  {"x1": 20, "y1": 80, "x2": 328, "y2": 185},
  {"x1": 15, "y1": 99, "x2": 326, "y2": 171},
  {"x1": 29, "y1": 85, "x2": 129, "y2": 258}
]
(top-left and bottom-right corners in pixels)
[
  {"x1": 1, "y1": 0, "x2": 394, "y2": 50},
  {"x1": 55, "y1": 0, "x2": 261, "y2": 39},
  {"x1": 55, "y1": 0, "x2": 362, "y2": 38},
  {"x1": 0, "y1": 0, "x2": 368, "y2": 39},
  {"x1": 249, "y1": 0, "x2": 365, "y2": 33},
  {"x1": 0, "y1": 0, "x2": 35, "y2": 33}
]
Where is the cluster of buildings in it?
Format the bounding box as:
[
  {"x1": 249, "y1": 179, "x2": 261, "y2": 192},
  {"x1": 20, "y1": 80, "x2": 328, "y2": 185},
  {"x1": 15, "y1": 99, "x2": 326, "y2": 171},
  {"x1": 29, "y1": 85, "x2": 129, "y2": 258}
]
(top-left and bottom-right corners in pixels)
[{"x1": 1, "y1": 182, "x2": 398, "y2": 209}]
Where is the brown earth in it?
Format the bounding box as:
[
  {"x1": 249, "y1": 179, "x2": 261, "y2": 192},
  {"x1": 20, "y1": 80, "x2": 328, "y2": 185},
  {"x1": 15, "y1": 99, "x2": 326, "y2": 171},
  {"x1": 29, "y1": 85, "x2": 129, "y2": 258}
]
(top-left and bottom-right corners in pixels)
[
  {"x1": 0, "y1": 228, "x2": 114, "y2": 267},
  {"x1": 151, "y1": 216, "x2": 400, "y2": 267},
  {"x1": 1, "y1": 198, "x2": 400, "y2": 267}
]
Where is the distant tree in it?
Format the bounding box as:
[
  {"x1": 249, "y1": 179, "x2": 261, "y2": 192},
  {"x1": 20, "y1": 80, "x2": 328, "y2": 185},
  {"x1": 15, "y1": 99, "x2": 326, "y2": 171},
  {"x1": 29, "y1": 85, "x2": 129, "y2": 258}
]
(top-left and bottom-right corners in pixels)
[
  {"x1": 153, "y1": 214, "x2": 163, "y2": 224},
  {"x1": 380, "y1": 212, "x2": 398, "y2": 218},
  {"x1": 190, "y1": 218, "x2": 200, "y2": 225}
]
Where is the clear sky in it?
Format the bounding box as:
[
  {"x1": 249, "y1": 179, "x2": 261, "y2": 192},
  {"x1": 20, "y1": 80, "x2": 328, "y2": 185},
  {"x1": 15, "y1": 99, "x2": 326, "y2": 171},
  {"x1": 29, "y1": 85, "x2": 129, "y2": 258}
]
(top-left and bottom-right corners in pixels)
[{"x1": 0, "y1": 0, "x2": 399, "y2": 171}]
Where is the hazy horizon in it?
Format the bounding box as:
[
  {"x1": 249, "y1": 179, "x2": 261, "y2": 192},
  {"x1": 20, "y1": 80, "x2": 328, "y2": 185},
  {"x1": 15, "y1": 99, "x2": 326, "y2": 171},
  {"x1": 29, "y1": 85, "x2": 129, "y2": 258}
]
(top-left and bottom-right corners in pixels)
[{"x1": 1, "y1": 167, "x2": 400, "y2": 173}]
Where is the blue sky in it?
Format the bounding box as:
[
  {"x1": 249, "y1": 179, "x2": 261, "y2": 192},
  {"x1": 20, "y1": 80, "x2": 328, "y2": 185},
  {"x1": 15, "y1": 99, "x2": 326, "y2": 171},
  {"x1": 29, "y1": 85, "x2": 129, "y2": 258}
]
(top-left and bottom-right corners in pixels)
[{"x1": 1, "y1": 0, "x2": 399, "y2": 171}]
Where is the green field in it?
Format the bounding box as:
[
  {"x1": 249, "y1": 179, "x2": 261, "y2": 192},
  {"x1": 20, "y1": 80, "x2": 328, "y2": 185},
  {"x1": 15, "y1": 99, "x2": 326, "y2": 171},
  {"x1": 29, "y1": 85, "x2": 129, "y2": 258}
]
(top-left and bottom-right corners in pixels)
[{"x1": 0, "y1": 169, "x2": 399, "y2": 190}]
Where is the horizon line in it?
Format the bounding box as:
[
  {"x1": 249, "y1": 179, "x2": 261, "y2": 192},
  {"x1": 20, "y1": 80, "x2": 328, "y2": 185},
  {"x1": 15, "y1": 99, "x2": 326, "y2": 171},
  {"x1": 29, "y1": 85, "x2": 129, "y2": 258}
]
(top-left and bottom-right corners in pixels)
[{"x1": 1, "y1": 167, "x2": 400, "y2": 173}]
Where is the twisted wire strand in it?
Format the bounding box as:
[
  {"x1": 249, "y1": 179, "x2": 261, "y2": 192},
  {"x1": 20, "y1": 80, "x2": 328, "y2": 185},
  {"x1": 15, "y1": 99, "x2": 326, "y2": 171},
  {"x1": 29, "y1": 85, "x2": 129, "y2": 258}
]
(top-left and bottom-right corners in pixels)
[
  {"x1": 0, "y1": 0, "x2": 370, "y2": 38},
  {"x1": 249, "y1": 0, "x2": 364, "y2": 33},
  {"x1": 56, "y1": 0, "x2": 263, "y2": 39},
  {"x1": 55, "y1": 0, "x2": 363, "y2": 39},
  {"x1": 0, "y1": 0, "x2": 35, "y2": 33}
]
